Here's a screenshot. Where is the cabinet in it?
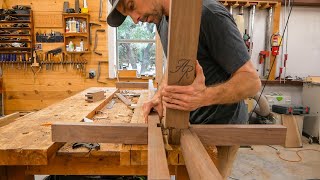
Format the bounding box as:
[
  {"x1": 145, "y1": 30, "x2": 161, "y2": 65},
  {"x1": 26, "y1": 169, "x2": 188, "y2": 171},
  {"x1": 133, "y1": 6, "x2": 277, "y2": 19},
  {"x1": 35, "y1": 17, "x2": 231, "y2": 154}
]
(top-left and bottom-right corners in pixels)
[
  {"x1": 0, "y1": 9, "x2": 34, "y2": 61},
  {"x1": 62, "y1": 13, "x2": 90, "y2": 54}
]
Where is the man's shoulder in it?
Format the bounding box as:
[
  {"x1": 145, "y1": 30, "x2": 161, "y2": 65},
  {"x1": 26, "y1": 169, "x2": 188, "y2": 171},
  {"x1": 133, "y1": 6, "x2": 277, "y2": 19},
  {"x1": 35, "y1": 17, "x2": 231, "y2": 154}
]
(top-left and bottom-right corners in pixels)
[{"x1": 202, "y1": 0, "x2": 229, "y2": 17}]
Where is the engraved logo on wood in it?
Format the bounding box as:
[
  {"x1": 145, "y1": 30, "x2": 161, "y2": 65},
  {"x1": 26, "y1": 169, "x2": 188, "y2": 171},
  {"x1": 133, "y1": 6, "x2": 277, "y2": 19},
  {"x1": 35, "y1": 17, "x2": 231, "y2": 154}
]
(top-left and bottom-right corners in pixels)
[{"x1": 169, "y1": 59, "x2": 194, "y2": 84}]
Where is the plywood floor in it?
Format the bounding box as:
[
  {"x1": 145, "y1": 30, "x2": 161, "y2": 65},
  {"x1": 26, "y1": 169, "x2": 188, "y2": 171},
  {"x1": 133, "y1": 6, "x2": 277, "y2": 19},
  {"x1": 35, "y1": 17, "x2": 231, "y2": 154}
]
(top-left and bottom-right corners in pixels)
[{"x1": 230, "y1": 137, "x2": 320, "y2": 180}]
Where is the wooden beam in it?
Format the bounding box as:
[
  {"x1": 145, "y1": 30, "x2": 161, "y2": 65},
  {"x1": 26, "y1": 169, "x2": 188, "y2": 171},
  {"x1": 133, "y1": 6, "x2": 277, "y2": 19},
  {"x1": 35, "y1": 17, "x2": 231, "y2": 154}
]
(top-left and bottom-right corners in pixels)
[
  {"x1": 180, "y1": 129, "x2": 223, "y2": 180},
  {"x1": 190, "y1": 124, "x2": 286, "y2": 145},
  {"x1": 52, "y1": 123, "x2": 286, "y2": 146},
  {"x1": 0, "y1": 112, "x2": 20, "y2": 127},
  {"x1": 116, "y1": 82, "x2": 149, "y2": 89},
  {"x1": 115, "y1": 93, "x2": 133, "y2": 106},
  {"x1": 165, "y1": 0, "x2": 202, "y2": 144},
  {"x1": 148, "y1": 114, "x2": 170, "y2": 180},
  {"x1": 52, "y1": 122, "x2": 148, "y2": 144}
]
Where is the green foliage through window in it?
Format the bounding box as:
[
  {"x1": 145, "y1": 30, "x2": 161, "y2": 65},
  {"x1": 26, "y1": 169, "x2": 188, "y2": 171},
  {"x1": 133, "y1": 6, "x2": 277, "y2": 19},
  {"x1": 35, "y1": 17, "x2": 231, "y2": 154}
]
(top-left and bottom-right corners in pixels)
[{"x1": 117, "y1": 18, "x2": 156, "y2": 76}]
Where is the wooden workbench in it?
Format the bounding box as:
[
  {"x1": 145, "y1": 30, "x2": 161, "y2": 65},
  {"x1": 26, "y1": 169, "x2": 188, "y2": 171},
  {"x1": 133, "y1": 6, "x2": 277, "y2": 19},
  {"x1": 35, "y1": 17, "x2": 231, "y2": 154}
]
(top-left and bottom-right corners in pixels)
[{"x1": 0, "y1": 87, "x2": 212, "y2": 179}]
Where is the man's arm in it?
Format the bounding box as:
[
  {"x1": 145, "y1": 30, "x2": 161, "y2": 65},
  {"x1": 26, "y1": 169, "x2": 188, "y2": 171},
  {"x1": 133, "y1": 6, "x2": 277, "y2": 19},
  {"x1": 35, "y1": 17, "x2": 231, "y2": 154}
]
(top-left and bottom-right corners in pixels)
[{"x1": 161, "y1": 60, "x2": 261, "y2": 111}]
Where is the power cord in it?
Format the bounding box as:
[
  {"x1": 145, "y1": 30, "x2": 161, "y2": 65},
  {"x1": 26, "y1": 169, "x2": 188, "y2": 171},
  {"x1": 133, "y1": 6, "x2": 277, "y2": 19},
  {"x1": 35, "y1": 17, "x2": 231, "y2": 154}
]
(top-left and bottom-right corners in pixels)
[
  {"x1": 267, "y1": 145, "x2": 320, "y2": 163},
  {"x1": 249, "y1": 0, "x2": 294, "y2": 119}
]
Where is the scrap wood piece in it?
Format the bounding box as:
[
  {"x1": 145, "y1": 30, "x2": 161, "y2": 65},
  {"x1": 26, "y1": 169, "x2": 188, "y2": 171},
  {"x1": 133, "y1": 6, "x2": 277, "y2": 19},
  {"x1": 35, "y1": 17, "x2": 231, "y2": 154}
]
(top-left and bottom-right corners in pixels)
[
  {"x1": 282, "y1": 115, "x2": 302, "y2": 148},
  {"x1": 115, "y1": 93, "x2": 133, "y2": 106},
  {"x1": 181, "y1": 129, "x2": 223, "y2": 180},
  {"x1": 52, "y1": 122, "x2": 148, "y2": 145},
  {"x1": 0, "y1": 112, "x2": 20, "y2": 127},
  {"x1": 165, "y1": 0, "x2": 202, "y2": 144},
  {"x1": 116, "y1": 82, "x2": 149, "y2": 89},
  {"x1": 85, "y1": 90, "x2": 106, "y2": 103},
  {"x1": 190, "y1": 124, "x2": 287, "y2": 145},
  {"x1": 148, "y1": 114, "x2": 170, "y2": 180}
]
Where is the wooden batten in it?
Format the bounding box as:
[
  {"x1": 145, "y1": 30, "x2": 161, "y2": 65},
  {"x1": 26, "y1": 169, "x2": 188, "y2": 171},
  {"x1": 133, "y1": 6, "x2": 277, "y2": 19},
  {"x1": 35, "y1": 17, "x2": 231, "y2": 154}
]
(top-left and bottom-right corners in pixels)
[
  {"x1": 190, "y1": 124, "x2": 287, "y2": 145},
  {"x1": 181, "y1": 129, "x2": 223, "y2": 180},
  {"x1": 148, "y1": 114, "x2": 170, "y2": 180}
]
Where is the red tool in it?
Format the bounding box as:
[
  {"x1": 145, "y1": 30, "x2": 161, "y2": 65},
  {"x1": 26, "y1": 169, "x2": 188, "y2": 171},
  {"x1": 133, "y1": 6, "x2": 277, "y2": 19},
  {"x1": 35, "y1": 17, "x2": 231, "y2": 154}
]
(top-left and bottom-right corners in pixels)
[
  {"x1": 271, "y1": 33, "x2": 281, "y2": 56},
  {"x1": 259, "y1": 51, "x2": 270, "y2": 64}
]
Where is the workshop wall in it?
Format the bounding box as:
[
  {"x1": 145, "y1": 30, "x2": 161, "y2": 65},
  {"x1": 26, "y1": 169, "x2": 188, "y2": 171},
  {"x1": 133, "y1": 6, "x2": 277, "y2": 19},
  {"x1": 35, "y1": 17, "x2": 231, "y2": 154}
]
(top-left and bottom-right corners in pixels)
[
  {"x1": 247, "y1": 6, "x2": 320, "y2": 79},
  {"x1": 1, "y1": 0, "x2": 142, "y2": 114}
]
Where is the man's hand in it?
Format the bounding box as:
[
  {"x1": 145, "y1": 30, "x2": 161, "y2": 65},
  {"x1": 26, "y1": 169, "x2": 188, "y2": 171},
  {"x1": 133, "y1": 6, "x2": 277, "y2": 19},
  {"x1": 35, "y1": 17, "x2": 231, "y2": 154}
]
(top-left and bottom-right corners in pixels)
[
  {"x1": 162, "y1": 61, "x2": 208, "y2": 111},
  {"x1": 142, "y1": 94, "x2": 163, "y2": 123}
]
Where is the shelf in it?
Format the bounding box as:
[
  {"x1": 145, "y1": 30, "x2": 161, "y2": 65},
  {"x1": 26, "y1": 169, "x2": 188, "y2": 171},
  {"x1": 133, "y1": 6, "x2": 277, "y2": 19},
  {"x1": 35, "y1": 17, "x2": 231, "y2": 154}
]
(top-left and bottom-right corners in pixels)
[
  {"x1": 0, "y1": 14, "x2": 30, "y2": 17},
  {"x1": 0, "y1": 20, "x2": 31, "y2": 23},
  {"x1": 0, "y1": 34, "x2": 30, "y2": 36},
  {"x1": 0, "y1": 51, "x2": 31, "y2": 54},
  {"x1": 0, "y1": 47, "x2": 31, "y2": 51},
  {"x1": 62, "y1": 13, "x2": 89, "y2": 18},
  {"x1": 0, "y1": 27, "x2": 31, "y2": 30},
  {"x1": 64, "y1": 33, "x2": 88, "y2": 37},
  {"x1": 261, "y1": 80, "x2": 303, "y2": 86},
  {"x1": 65, "y1": 51, "x2": 91, "y2": 54},
  {"x1": 0, "y1": 40, "x2": 31, "y2": 43}
]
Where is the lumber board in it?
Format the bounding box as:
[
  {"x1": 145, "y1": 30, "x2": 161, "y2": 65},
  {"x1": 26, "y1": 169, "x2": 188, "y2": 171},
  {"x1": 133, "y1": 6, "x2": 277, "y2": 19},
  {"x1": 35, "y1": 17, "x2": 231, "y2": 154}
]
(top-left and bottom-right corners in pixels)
[
  {"x1": 148, "y1": 114, "x2": 170, "y2": 180},
  {"x1": 190, "y1": 124, "x2": 286, "y2": 145},
  {"x1": 0, "y1": 112, "x2": 20, "y2": 127},
  {"x1": 165, "y1": 0, "x2": 202, "y2": 144},
  {"x1": 0, "y1": 87, "x2": 117, "y2": 165},
  {"x1": 116, "y1": 82, "x2": 149, "y2": 89},
  {"x1": 52, "y1": 122, "x2": 148, "y2": 144},
  {"x1": 282, "y1": 115, "x2": 303, "y2": 148},
  {"x1": 180, "y1": 129, "x2": 223, "y2": 180},
  {"x1": 115, "y1": 93, "x2": 133, "y2": 106}
]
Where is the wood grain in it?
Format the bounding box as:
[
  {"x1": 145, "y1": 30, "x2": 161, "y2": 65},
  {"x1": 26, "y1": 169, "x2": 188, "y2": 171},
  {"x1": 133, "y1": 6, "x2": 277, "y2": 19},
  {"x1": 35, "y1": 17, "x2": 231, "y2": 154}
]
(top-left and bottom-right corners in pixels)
[
  {"x1": 52, "y1": 122, "x2": 148, "y2": 144},
  {"x1": 148, "y1": 114, "x2": 170, "y2": 180},
  {"x1": 165, "y1": 0, "x2": 202, "y2": 144},
  {"x1": 282, "y1": 115, "x2": 303, "y2": 148},
  {"x1": 116, "y1": 93, "x2": 133, "y2": 106},
  {"x1": 0, "y1": 112, "x2": 20, "y2": 127},
  {"x1": 0, "y1": 87, "x2": 117, "y2": 165},
  {"x1": 190, "y1": 124, "x2": 287, "y2": 145},
  {"x1": 180, "y1": 129, "x2": 223, "y2": 180}
]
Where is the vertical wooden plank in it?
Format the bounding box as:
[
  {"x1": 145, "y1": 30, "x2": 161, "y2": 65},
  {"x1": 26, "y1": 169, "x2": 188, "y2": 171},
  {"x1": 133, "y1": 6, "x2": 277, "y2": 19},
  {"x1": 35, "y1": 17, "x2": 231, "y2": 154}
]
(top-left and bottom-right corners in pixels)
[
  {"x1": 7, "y1": 166, "x2": 34, "y2": 180},
  {"x1": 282, "y1": 115, "x2": 303, "y2": 148},
  {"x1": 148, "y1": 114, "x2": 170, "y2": 180},
  {"x1": 268, "y1": 2, "x2": 281, "y2": 80},
  {"x1": 155, "y1": 33, "x2": 164, "y2": 85},
  {"x1": 165, "y1": 0, "x2": 202, "y2": 144},
  {"x1": 180, "y1": 129, "x2": 223, "y2": 180},
  {"x1": 175, "y1": 166, "x2": 190, "y2": 180},
  {"x1": 0, "y1": 166, "x2": 7, "y2": 180}
]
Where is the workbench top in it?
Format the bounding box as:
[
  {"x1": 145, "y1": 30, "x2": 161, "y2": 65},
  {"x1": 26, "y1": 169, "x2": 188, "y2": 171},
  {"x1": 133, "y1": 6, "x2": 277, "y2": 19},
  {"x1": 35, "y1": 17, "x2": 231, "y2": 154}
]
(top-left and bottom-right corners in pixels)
[{"x1": 0, "y1": 87, "x2": 117, "y2": 165}]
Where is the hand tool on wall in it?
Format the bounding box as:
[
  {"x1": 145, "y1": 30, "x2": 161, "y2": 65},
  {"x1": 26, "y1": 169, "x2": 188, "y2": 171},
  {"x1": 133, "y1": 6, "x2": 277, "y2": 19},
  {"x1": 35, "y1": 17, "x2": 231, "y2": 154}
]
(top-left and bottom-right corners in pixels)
[
  {"x1": 94, "y1": 29, "x2": 105, "y2": 56},
  {"x1": 89, "y1": 22, "x2": 101, "y2": 45},
  {"x1": 235, "y1": 5, "x2": 245, "y2": 37},
  {"x1": 248, "y1": 3, "x2": 256, "y2": 57},
  {"x1": 99, "y1": 0, "x2": 106, "y2": 22}
]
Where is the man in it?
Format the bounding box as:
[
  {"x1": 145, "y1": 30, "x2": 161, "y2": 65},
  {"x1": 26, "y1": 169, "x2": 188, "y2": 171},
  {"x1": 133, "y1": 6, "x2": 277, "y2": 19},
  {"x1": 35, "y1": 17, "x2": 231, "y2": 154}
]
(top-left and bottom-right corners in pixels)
[{"x1": 107, "y1": 0, "x2": 261, "y2": 178}]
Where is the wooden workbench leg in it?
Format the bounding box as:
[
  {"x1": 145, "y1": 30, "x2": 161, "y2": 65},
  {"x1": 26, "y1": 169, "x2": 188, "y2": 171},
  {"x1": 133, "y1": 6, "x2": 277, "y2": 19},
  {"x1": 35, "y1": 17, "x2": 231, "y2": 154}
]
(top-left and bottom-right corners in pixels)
[
  {"x1": 175, "y1": 166, "x2": 190, "y2": 180},
  {"x1": 6, "y1": 166, "x2": 34, "y2": 180},
  {"x1": 216, "y1": 145, "x2": 239, "y2": 179}
]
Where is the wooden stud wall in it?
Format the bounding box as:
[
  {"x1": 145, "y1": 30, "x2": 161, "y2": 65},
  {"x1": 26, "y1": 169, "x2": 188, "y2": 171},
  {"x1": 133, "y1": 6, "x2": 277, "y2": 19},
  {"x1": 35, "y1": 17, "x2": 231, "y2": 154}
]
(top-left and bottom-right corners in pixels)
[{"x1": 1, "y1": 0, "x2": 149, "y2": 114}]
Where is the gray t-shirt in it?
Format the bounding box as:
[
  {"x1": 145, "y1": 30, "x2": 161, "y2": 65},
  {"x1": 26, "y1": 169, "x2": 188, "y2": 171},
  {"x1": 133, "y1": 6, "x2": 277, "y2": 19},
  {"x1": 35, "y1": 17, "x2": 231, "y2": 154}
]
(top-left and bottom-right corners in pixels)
[{"x1": 157, "y1": 0, "x2": 249, "y2": 124}]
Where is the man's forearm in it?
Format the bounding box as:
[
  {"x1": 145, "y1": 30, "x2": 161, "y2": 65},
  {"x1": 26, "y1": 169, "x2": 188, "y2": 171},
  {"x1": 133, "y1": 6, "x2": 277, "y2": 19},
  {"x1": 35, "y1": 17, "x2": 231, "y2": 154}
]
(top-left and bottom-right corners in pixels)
[{"x1": 204, "y1": 71, "x2": 261, "y2": 106}]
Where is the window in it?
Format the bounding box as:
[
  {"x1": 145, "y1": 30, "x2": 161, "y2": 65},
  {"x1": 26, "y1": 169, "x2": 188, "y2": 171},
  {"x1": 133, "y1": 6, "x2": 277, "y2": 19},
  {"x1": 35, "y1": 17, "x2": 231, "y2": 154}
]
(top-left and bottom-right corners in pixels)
[{"x1": 116, "y1": 18, "x2": 156, "y2": 77}]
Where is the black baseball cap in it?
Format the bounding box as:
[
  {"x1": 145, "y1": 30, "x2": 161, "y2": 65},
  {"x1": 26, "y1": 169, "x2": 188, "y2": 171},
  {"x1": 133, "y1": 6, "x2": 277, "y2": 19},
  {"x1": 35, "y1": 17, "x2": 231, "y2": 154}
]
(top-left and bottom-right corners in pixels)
[{"x1": 107, "y1": 0, "x2": 127, "y2": 27}]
